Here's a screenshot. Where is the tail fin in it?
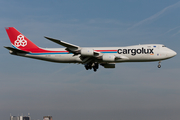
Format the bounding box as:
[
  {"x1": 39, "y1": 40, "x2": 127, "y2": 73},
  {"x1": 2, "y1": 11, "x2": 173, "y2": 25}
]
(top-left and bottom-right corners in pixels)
[{"x1": 5, "y1": 27, "x2": 39, "y2": 52}]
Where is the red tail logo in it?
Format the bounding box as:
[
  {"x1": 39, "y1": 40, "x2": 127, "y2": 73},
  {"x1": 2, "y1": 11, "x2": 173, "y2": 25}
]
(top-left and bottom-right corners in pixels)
[{"x1": 14, "y1": 34, "x2": 27, "y2": 47}]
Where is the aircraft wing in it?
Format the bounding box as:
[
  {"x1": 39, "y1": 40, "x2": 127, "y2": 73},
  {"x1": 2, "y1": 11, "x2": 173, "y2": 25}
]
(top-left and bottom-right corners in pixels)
[
  {"x1": 44, "y1": 37, "x2": 80, "y2": 53},
  {"x1": 45, "y1": 36, "x2": 103, "y2": 57}
]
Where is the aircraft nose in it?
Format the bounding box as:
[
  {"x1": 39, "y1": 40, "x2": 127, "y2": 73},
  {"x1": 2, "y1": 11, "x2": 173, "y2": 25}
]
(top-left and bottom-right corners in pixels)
[
  {"x1": 167, "y1": 50, "x2": 177, "y2": 58},
  {"x1": 171, "y1": 50, "x2": 177, "y2": 56}
]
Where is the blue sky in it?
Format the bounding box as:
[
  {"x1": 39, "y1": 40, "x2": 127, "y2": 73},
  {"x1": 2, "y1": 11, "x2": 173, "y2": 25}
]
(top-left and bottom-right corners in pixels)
[{"x1": 1, "y1": 0, "x2": 180, "y2": 120}]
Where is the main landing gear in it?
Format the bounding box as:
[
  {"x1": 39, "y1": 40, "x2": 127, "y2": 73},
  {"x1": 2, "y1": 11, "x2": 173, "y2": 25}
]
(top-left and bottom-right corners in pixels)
[
  {"x1": 85, "y1": 63, "x2": 99, "y2": 72},
  {"x1": 157, "y1": 61, "x2": 161, "y2": 68}
]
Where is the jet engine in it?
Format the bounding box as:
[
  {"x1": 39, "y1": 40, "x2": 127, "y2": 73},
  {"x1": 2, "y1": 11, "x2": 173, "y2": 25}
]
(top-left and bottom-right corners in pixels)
[
  {"x1": 102, "y1": 54, "x2": 115, "y2": 61},
  {"x1": 81, "y1": 48, "x2": 94, "y2": 56}
]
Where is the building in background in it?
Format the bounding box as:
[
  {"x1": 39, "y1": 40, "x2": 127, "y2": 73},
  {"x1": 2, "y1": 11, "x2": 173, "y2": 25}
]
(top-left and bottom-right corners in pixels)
[
  {"x1": 10, "y1": 116, "x2": 19, "y2": 120},
  {"x1": 10, "y1": 114, "x2": 30, "y2": 120},
  {"x1": 43, "y1": 116, "x2": 52, "y2": 120},
  {"x1": 23, "y1": 116, "x2": 30, "y2": 120},
  {"x1": 19, "y1": 116, "x2": 23, "y2": 120}
]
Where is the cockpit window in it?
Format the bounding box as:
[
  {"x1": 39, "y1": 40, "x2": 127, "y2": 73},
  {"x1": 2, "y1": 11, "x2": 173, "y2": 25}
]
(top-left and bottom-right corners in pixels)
[{"x1": 162, "y1": 45, "x2": 166, "y2": 47}]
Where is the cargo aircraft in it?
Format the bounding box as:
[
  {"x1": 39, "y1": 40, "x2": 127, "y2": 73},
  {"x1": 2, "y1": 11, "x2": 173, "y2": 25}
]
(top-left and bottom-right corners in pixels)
[{"x1": 4, "y1": 27, "x2": 177, "y2": 72}]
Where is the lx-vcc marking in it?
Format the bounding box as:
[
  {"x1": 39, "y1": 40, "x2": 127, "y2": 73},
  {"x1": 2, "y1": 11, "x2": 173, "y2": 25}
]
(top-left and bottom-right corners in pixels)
[{"x1": 4, "y1": 27, "x2": 177, "y2": 72}]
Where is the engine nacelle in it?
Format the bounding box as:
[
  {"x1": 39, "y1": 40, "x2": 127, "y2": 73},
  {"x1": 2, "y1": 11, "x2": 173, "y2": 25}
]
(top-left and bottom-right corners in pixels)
[
  {"x1": 102, "y1": 54, "x2": 115, "y2": 62},
  {"x1": 102, "y1": 63, "x2": 115, "y2": 68},
  {"x1": 81, "y1": 48, "x2": 94, "y2": 56}
]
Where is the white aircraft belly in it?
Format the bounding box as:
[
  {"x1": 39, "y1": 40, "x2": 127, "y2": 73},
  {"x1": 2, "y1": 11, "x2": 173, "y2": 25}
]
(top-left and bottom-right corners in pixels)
[{"x1": 22, "y1": 54, "x2": 81, "y2": 63}]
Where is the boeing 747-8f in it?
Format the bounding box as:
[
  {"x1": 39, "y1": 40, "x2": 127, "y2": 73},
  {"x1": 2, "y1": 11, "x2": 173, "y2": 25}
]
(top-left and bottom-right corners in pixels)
[{"x1": 4, "y1": 27, "x2": 177, "y2": 72}]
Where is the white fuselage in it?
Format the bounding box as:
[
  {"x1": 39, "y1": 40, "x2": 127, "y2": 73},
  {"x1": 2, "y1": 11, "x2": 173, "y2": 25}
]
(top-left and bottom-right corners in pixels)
[
  {"x1": 16, "y1": 44, "x2": 176, "y2": 64},
  {"x1": 5, "y1": 27, "x2": 177, "y2": 71}
]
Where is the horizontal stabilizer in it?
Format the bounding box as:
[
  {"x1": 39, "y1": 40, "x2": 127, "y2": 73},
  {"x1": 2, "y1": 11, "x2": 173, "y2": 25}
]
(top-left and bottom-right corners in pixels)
[{"x1": 4, "y1": 46, "x2": 30, "y2": 54}]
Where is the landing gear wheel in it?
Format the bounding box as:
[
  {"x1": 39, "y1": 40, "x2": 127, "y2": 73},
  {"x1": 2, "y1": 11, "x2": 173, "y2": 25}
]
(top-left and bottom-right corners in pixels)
[
  {"x1": 85, "y1": 65, "x2": 89, "y2": 70},
  {"x1": 85, "y1": 63, "x2": 99, "y2": 72},
  {"x1": 157, "y1": 61, "x2": 161, "y2": 68},
  {"x1": 93, "y1": 63, "x2": 99, "y2": 72},
  {"x1": 95, "y1": 63, "x2": 99, "y2": 69},
  {"x1": 158, "y1": 65, "x2": 161, "y2": 68},
  {"x1": 88, "y1": 64, "x2": 92, "y2": 70},
  {"x1": 93, "y1": 68, "x2": 97, "y2": 72}
]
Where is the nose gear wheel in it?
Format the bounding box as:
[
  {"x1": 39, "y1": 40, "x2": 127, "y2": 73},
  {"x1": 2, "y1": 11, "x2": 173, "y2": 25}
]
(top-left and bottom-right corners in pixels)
[{"x1": 157, "y1": 61, "x2": 161, "y2": 68}]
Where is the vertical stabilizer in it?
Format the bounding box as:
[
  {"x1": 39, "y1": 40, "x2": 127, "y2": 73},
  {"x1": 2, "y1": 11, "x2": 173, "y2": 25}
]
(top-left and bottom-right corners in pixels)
[{"x1": 5, "y1": 27, "x2": 39, "y2": 52}]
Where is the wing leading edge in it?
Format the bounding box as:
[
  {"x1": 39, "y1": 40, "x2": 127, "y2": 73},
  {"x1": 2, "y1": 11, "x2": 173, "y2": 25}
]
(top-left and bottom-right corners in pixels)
[{"x1": 44, "y1": 36, "x2": 81, "y2": 54}]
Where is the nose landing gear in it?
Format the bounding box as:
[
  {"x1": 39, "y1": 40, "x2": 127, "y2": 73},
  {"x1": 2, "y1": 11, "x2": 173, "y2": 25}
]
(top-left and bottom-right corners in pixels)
[{"x1": 157, "y1": 61, "x2": 161, "y2": 68}]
